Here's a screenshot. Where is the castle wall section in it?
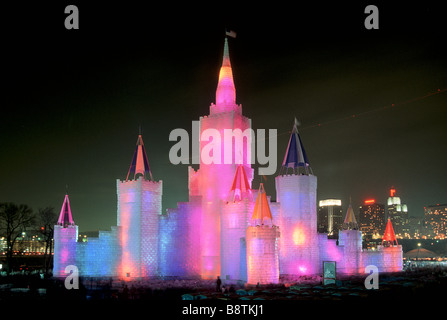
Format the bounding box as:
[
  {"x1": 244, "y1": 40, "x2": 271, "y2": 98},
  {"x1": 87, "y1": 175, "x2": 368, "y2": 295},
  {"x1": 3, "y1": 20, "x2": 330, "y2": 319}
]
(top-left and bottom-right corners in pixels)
[
  {"x1": 361, "y1": 245, "x2": 403, "y2": 273},
  {"x1": 318, "y1": 234, "x2": 343, "y2": 273},
  {"x1": 338, "y1": 229, "x2": 363, "y2": 274},
  {"x1": 221, "y1": 198, "x2": 253, "y2": 282},
  {"x1": 159, "y1": 196, "x2": 202, "y2": 277},
  {"x1": 76, "y1": 227, "x2": 121, "y2": 277}
]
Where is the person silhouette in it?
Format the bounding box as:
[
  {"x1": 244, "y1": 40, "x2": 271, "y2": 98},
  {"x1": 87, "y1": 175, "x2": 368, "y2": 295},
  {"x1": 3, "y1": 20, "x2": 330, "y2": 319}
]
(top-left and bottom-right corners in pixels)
[{"x1": 216, "y1": 276, "x2": 222, "y2": 292}]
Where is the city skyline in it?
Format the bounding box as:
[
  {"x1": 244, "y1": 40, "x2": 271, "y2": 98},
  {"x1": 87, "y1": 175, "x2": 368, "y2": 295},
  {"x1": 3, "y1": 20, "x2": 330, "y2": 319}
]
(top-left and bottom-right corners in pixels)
[{"x1": 2, "y1": 4, "x2": 446, "y2": 231}]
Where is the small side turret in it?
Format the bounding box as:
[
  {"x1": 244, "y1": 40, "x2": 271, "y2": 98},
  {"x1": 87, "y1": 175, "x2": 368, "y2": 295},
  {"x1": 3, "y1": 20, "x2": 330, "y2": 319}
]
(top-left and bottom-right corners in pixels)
[
  {"x1": 221, "y1": 165, "x2": 254, "y2": 282},
  {"x1": 53, "y1": 194, "x2": 78, "y2": 277},
  {"x1": 338, "y1": 200, "x2": 362, "y2": 274},
  {"x1": 246, "y1": 184, "x2": 280, "y2": 285},
  {"x1": 376, "y1": 219, "x2": 403, "y2": 272}
]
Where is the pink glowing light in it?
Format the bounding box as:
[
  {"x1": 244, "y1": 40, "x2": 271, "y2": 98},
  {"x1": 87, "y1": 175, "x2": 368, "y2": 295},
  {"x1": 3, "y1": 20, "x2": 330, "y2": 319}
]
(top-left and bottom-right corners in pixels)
[
  {"x1": 298, "y1": 265, "x2": 307, "y2": 273},
  {"x1": 325, "y1": 239, "x2": 342, "y2": 261}
]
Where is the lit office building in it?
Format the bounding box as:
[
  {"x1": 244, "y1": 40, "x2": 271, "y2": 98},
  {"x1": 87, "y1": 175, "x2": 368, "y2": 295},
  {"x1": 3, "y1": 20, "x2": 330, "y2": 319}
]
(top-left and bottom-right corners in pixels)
[
  {"x1": 424, "y1": 204, "x2": 447, "y2": 239},
  {"x1": 386, "y1": 187, "x2": 409, "y2": 238},
  {"x1": 318, "y1": 199, "x2": 343, "y2": 237},
  {"x1": 358, "y1": 199, "x2": 385, "y2": 241}
]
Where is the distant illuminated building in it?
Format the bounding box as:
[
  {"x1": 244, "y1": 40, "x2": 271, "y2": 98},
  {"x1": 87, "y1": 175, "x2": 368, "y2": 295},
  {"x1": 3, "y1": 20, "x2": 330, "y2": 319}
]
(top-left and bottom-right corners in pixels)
[
  {"x1": 408, "y1": 216, "x2": 423, "y2": 239},
  {"x1": 317, "y1": 199, "x2": 343, "y2": 236},
  {"x1": 424, "y1": 204, "x2": 447, "y2": 239},
  {"x1": 386, "y1": 187, "x2": 409, "y2": 238},
  {"x1": 9, "y1": 233, "x2": 47, "y2": 254},
  {"x1": 358, "y1": 199, "x2": 385, "y2": 240}
]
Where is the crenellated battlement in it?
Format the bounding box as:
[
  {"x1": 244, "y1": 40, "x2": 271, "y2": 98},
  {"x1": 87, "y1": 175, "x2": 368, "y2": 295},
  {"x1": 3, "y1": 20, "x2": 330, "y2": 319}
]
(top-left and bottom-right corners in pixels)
[{"x1": 117, "y1": 175, "x2": 162, "y2": 186}]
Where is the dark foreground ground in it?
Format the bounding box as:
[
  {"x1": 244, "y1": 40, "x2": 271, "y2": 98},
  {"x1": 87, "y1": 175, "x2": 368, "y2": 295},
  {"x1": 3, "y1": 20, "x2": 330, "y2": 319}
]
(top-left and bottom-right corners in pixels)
[
  {"x1": 1, "y1": 268, "x2": 446, "y2": 319},
  {"x1": 1, "y1": 266, "x2": 446, "y2": 302}
]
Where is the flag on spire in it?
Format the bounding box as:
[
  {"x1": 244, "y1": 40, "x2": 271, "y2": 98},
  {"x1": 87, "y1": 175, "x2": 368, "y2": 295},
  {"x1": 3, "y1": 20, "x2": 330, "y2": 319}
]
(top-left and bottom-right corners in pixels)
[{"x1": 225, "y1": 30, "x2": 237, "y2": 38}]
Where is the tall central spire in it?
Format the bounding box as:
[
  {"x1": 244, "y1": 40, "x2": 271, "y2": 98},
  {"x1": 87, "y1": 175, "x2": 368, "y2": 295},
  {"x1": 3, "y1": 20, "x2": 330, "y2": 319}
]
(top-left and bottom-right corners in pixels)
[{"x1": 213, "y1": 37, "x2": 237, "y2": 113}]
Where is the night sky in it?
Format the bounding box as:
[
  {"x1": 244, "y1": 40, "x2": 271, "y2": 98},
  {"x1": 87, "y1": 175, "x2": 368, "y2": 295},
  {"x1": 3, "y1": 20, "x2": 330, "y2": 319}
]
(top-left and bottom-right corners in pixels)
[{"x1": 2, "y1": 3, "x2": 446, "y2": 231}]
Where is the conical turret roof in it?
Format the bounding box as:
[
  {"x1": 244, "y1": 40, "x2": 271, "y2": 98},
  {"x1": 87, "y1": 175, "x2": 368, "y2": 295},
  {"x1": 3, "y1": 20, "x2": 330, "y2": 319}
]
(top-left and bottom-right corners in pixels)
[
  {"x1": 126, "y1": 134, "x2": 153, "y2": 181},
  {"x1": 343, "y1": 202, "x2": 359, "y2": 230},
  {"x1": 228, "y1": 164, "x2": 252, "y2": 202},
  {"x1": 251, "y1": 183, "x2": 273, "y2": 225},
  {"x1": 382, "y1": 218, "x2": 398, "y2": 245},
  {"x1": 57, "y1": 194, "x2": 75, "y2": 227},
  {"x1": 280, "y1": 118, "x2": 312, "y2": 175}
]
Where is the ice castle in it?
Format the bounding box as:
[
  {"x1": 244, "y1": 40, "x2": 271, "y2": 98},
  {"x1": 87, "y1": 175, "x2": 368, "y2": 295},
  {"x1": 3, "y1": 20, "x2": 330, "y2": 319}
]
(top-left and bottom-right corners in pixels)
[{"x1": 53, "y1": 37, "x2": 403, "y2": 283}]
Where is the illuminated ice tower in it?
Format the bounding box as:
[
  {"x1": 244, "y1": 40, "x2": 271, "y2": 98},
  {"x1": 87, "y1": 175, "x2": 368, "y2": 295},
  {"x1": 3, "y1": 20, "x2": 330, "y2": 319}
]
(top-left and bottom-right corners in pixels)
[
  {"x1": 377, "y1": 218, "x2": 403, "y2": 272},
  {"x1": 53, "y1": 194, "x2": 78, "y2": 277},
  {"x1": 189, "y1": 37, "x2": 253, "y2": 278},
  {"x1": 221, "y1": 164, "x2": 254, "y2": 282},
  {"x1": 117, "y1": 134, "x2": 162, "y2": 279},
  {"x1": 246, "y1": 184, "x2": 280, "y2": 285},
  {"x1": 275, "y1": 119, "x2": 319, "y2": 275}
]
